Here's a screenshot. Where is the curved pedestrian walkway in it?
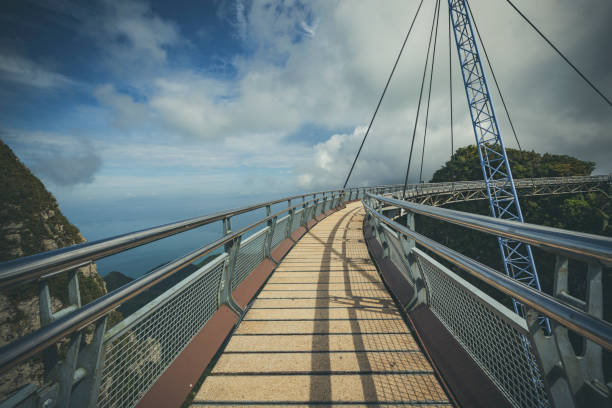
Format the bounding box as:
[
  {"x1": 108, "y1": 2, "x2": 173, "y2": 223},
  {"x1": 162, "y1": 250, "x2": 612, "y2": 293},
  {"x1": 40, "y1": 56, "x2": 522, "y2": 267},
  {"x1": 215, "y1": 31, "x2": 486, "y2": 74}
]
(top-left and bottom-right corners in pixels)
[{"x1": 191, "y1": 202, "x2": 452, "y2": 407}]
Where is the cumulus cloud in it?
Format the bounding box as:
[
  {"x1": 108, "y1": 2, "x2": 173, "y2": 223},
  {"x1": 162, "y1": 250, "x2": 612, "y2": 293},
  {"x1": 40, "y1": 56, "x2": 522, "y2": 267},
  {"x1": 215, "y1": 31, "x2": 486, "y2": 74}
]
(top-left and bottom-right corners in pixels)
[
  {"x1": 90, "y1": 0, "x2": 611, "y2": 187},
  {"x1": 12, "y1": 0, "x2": 611, "y2": 199},
  {"x1": 3, "y1": 131, "x2": 103, "y2": 186},
  {"x1": 98, "y1": 1, "x2": 426, "y2": 142},
  {"x1": 30, "y1": 151, "x2": 102, "y2": 186}
]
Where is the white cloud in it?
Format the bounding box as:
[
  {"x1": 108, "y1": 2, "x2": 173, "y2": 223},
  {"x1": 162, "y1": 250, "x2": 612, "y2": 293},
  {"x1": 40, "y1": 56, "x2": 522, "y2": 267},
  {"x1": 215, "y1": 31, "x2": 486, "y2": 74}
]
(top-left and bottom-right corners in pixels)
[
  {"x1": 93, "y1": 84, "x2": 149, "y2": 127},
  {"x1": 11, "y1": 0, "x2": 610, "y2": 204},
  {"x1": 3, "y1": 130, "x2": 102, "y2": 185},
  {"x1": 300, "y1": 20, "x2": 318, "y2": 38},
  {"x1": 91, "y1": 0, "x2": 612, "y2": 190},
  {"x1": 0, "y1": 53, "x2": 74, "y2": 88},
  {"x1": 98, "y1": 0, "x2": 180, "y2": 64}
]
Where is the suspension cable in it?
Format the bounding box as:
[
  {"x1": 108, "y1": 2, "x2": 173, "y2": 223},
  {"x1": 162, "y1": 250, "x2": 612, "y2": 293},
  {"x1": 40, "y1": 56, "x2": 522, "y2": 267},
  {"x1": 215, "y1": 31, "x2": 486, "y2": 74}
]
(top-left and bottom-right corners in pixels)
[
  {"x1": 402, "y1": 0, "x2": 440, "y2": 198},
  {"x1": 467, "y1": 1, "x2": 522, "y2": 151},
  {"x1": 342, "y1": 0, "x2": 425, "y2": 189},
  {"x1": 505, "y1": 0, "x2": 612, "y2": 107},
  {"x1": 418, "y1": 0, "x2": 442, "y2": 183},
  {"x1": 468, "y1": 1, "x2": 537, "y2": 183},
  {"x1": 448, "y1": 3, "x2": 454, "y2": 177}
]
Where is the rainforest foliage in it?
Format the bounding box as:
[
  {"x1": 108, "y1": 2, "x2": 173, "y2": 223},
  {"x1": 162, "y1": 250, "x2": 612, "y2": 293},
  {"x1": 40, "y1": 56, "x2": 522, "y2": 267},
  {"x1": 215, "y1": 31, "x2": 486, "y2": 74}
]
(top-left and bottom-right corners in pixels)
[{"x1": 431, "y1": 145, "x2": 596, "y2": 182}]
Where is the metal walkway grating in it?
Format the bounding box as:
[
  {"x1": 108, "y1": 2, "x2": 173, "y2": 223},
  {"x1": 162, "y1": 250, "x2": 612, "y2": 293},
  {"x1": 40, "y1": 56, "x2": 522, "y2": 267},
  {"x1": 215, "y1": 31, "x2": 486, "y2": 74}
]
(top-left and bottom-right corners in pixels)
[{"x1": 190, "y1": 202, "x2": 452, "y2": 406}]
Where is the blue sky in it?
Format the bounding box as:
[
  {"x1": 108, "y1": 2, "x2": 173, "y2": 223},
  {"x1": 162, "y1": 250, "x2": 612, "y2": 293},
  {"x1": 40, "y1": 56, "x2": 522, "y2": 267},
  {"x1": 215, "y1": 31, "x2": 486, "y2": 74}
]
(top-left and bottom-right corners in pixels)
[{"x1": 2, "y1": 0, "x2": 611, "y2": 221}]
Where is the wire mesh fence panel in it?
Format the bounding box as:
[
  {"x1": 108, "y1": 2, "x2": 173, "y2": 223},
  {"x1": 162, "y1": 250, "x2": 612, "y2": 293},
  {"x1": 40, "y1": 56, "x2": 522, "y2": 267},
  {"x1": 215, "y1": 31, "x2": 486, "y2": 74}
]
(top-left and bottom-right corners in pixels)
[
  {"x1": 290, "y1": 208, "x2": 303, "y2": 233},
  {"x1": 381, "y1": 226, "x2": 410, "y2": 280},
  {"x1": 414, "y1": 250, "x2": 549, "y2": 408},
  {"x1": 98, "y1": 259, "x2": 224, "y2": 408},
  {"x1": 271, "y1": 215, "x2": 290, "y2": 248},
  {"x1": 231, "y1": 228, "x2": 268, "y2": 291}
]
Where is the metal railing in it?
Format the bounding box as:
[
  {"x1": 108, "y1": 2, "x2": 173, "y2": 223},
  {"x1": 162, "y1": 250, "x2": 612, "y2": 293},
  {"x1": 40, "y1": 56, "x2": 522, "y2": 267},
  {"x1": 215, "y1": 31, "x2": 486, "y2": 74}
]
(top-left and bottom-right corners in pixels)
[
  {"x1": 398, "y1": 175, "x2": 610, "y2": 203},
  {"x1": 364, "y1": 192, "x2": 612, "y2": 407},
  {"x1": 0, "y1": 185, "x2": 400, "y2": 408},
  {"x1": 0, "y1": 175, "x2": 606, "y2": 407}
]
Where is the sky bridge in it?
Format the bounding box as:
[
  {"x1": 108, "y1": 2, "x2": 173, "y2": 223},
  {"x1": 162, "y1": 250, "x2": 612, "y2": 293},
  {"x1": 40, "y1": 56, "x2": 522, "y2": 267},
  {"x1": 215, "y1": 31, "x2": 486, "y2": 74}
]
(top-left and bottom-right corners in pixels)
[
  {"x1": 0, "y1": 176, "x2": 611, "y2": 408},
  {"x1": 1, "y1": 0, "x2": 612, "y2": 406}
]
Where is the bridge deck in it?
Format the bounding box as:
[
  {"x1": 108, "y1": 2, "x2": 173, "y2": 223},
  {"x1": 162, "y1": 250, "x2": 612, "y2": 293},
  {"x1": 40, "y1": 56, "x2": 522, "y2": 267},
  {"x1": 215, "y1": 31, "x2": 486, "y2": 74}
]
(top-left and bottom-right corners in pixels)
[{"x1": 191, "y1": 202, "x2": 451, "y2": 406}]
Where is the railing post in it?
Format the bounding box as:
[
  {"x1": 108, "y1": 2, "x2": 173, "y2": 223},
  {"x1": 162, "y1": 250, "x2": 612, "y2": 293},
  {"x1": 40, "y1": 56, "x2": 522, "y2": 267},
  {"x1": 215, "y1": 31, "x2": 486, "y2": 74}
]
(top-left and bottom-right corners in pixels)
[
  {"x1": 264, "y1": 207, "x2": 278, "y2": 259},
  {"x1": 525, "y1": 307, "x2": 575, "y2": 408},
  {"x1": 39, "y1": 280, "x2": 58, "y2": 375},
  {"x1": 31, "y1": 263, "x2": 110, "y2": 408},
  {"x1": 285, "y1": 199, "x2": 294, "y2": 239},
  {"x1": 300, "y1": 197, "x2": 308, "y2": 228},
  {"x1": 218, "y1": 236, "x2": 243, "y2": 316},
  {"x1": 72, "y1": 315, "x2": 108, "y2": 408},
  {"x1": 374, "y1": 201, "x2": 384, "y2": 250},
  {"x1": 526, "y1": 254, "x2": 610, "y2": 407},
  {"x1": 223, "y1": 217, "x2": 232, "y2": 248},
  {"x1": 218, "y1": 217, "x2": 242, "y2": 315},
  {"x1": 49, "y1": 269, "x2": 82, "y2": 406}
]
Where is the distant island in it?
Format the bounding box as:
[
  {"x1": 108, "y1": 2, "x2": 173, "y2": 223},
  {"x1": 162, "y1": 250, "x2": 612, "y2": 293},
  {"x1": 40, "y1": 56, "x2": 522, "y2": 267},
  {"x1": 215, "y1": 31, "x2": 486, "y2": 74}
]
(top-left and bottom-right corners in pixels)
[{"x1": 102, "y1": 253, "x2": 219, "y2": 317}]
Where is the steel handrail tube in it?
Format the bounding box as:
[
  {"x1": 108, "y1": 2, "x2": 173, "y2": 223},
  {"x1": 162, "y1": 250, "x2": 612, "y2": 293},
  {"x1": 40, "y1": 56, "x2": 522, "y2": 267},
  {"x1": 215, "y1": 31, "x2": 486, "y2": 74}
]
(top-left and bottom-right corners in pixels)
[
  {"x1": 363, "y1": 203, "x2": 612, "y2": 350},
  {"x1": 0, "y1": 189, "x2": 353, "y2": 288},
  {"x1": 0, "y1": 237, "x2": 222, "y2": 375},
  {"x1": 0, "y1": 193, "x2": 345, "y2": 373},
  {"x1": 367, "y1": 193, "x2": 612, "y2": 265}
]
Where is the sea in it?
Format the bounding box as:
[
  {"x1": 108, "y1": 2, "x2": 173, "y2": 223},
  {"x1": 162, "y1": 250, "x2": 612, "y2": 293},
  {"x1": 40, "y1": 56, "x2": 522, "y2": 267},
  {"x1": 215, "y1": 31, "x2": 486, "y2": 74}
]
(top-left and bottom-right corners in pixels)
[{"x1": 61, "y1": 191, "x2": 298, "y2": 279}]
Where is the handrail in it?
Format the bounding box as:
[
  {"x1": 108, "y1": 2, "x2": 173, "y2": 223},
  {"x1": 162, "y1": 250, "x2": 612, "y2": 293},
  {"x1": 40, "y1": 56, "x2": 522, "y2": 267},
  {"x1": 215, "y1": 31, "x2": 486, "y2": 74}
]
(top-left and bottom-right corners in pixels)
[
  {"x1": 367, "y1": 193, "x2": 612, "y2": 265},
  {"x1": 363, "y1": 202, "x2": 612, "y2": 350},
  {"x1": 0, "y1": 192, "x2": 349, "y2": 374},
  {"x1": 0, "y1": 188, "x2": 361, "y2": 288}
]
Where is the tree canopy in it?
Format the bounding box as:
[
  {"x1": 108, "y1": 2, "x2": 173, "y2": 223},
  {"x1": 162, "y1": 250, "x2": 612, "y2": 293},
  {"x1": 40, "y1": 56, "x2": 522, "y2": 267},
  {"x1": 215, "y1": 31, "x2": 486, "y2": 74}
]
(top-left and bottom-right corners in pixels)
[{"x1": 431, "y1": 145, "x2": 596, "y2": 182}]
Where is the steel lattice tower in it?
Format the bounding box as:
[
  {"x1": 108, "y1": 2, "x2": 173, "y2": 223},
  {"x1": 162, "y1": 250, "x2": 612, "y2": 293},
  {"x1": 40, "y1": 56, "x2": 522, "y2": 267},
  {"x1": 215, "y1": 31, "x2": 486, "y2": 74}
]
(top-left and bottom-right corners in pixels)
[{"x1": 447, "y1": 0, "x2": 550, "y2": 332}]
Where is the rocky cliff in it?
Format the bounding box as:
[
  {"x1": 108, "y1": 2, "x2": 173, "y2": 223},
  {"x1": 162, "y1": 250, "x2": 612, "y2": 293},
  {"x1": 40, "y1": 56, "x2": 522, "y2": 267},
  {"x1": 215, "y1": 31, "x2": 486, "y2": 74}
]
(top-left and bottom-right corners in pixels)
[{"x1": 0, "y1": 139, "x2": 109, "y2": 400}]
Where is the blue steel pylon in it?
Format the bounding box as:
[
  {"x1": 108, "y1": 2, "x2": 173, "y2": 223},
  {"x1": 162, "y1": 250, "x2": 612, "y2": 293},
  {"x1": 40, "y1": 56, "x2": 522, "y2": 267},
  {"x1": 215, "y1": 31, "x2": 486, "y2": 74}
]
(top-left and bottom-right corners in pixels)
[{"x1": 447, "y1": 0, "x2": 550, "y2": 333}]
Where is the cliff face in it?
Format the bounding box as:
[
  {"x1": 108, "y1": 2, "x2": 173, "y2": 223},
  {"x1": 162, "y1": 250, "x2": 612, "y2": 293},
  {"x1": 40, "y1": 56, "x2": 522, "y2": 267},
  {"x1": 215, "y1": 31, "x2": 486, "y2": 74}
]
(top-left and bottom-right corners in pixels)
[{"x1": 0, "y1": 139, "x2": 109, "y2": 400}]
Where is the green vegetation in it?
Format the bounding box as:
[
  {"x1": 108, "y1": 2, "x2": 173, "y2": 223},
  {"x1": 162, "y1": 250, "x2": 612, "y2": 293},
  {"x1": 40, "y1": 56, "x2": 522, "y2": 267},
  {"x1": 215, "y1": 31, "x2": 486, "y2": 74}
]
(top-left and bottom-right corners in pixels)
[
  {"x1": 415, "y1": 145, "x2": 611, "y2": 377},
  {"x1": 431, "y1": 145, "x2": 596, "y2": 182}
]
